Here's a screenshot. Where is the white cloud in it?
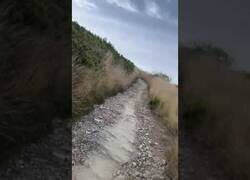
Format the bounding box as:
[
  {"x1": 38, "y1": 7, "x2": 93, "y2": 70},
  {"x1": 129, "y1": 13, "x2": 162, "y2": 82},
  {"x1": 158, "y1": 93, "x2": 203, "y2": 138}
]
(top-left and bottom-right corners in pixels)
[
  {"x1": 105, "y1": 0, "x2": 138, "y2": 13},
  {"x1": 145, "y1": 1, "x2": 162, "y2": 19},
  {"x1": 74, "y1": 0, "x2": 97, "y2": 9},
  {"x1": 145, "y1": 1, "x2": 178, "y2": 26},
  {"x1": 146, "y1": 1, "x2": 162, "y2": 19}
]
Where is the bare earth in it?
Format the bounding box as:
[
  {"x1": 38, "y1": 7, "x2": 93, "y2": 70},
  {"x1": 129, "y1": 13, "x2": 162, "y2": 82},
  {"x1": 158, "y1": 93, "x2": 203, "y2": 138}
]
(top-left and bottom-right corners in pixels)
[{"x1": 72, "y1": 79, "x2": 172, "y2": 180}]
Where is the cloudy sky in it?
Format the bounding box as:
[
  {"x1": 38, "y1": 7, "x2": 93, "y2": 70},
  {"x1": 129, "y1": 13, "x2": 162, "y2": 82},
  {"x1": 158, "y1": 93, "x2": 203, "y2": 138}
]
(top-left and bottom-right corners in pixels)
[
  {"x1": 180, "y1": 0, "x2": 250, "y2": 72},
  {"x1": 73, "y1": 0, "x2": 178, "y2": 84}
]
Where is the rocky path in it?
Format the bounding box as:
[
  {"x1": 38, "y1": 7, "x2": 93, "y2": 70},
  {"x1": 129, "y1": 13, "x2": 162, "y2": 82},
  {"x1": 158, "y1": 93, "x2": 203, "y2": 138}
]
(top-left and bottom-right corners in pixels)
[{"x1": 72, "y1": 79, "x2": 171, "y2": 180}]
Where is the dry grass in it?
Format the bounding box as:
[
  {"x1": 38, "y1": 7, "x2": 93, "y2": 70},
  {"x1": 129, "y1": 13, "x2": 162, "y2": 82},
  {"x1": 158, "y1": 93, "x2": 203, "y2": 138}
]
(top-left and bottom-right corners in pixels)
[
  {"x1": 141, "y1": 72, "x2": 178, "y2": 132},
  {"x1": 165, "y1": 138, "x2": 178, "y2": 179},
  {"x1": 72, "y1": 52, "x2": 138, "y2": 118},
  {"x1": 140, "y1": 71, "x2": 178, "y2": 179}
]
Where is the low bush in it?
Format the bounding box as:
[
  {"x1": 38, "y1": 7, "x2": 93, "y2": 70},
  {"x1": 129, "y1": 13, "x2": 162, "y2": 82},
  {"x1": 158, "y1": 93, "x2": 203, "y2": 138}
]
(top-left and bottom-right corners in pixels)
[{"x1": 149, "y1": 96, "x2": 162, "y2": 110}]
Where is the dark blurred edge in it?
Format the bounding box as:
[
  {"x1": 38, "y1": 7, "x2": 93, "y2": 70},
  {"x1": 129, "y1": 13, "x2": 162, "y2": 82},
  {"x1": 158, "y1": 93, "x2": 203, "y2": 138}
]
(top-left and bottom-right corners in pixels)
[
  {"x1": 0, "y1": 0, "x2": 71, "y2": 179},
  {"x1": 179, "y1": 0, "x2": 250, "y2": 179}
]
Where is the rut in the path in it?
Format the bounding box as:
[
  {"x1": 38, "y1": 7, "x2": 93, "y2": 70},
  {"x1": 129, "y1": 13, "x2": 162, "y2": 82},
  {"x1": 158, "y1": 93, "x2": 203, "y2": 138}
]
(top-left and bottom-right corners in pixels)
[{"x1": 72, "y1": 79, "x2": 171, "y2": 180}]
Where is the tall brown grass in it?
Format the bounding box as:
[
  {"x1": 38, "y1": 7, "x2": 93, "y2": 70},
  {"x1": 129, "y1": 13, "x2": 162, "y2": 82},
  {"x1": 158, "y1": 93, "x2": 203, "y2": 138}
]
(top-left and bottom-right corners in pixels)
[
  {"x1": 72, "y1": 52, "x2": 138, "y2": 118},
  {"x1": 165, "y1": 138, "x2": 178, "y2": 179},
  {"x1": 140, "y1": 72, "x2": 178, "y2": 179},
  {"x1": 141, "y1": 72, "x2": 178, "y2": 132}
]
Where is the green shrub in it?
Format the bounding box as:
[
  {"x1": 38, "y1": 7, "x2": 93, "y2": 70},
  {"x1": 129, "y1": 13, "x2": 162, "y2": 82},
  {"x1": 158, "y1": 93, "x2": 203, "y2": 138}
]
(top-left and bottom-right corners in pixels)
[
  {"x1": 124, "y1": 60, "x2": 135, "y2": 73},
  {"x1": 72, "y1": 21, "x2": 135, "y2": 72},
  {"x1": 149, "y1": 96, "x2": 162, "y2": 110}
]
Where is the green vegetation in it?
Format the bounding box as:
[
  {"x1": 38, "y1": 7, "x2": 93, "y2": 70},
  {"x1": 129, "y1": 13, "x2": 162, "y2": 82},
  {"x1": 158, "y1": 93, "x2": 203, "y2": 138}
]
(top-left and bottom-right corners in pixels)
[
  {"x1": 149, "y1": 97, "x2": 162, "y2": 110},
  {"x1": 72, "y1": 22, "x2": 137, "y2": 118},
  {"x1": 72, "y1": 22, "x2": 135, "y2": 72}
]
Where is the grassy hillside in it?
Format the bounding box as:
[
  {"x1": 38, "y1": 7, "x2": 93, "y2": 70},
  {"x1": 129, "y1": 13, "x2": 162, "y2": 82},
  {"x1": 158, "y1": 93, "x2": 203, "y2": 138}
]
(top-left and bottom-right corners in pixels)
[
  {"x1": 180, "y1": 45, "x2": 250, "y2": 178},
  {"x1": 72, "y1": 22, "x2": 137, "y2": 117},
  {"x1": 72, "y1": 22, "x2": 134, "y2": 72}
]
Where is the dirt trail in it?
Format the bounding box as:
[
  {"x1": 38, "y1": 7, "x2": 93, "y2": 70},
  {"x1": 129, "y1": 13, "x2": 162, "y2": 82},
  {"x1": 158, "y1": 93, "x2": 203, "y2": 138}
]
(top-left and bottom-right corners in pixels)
[{"x1": 72, "y1": 79, "x2": 171, "y2": 180}]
